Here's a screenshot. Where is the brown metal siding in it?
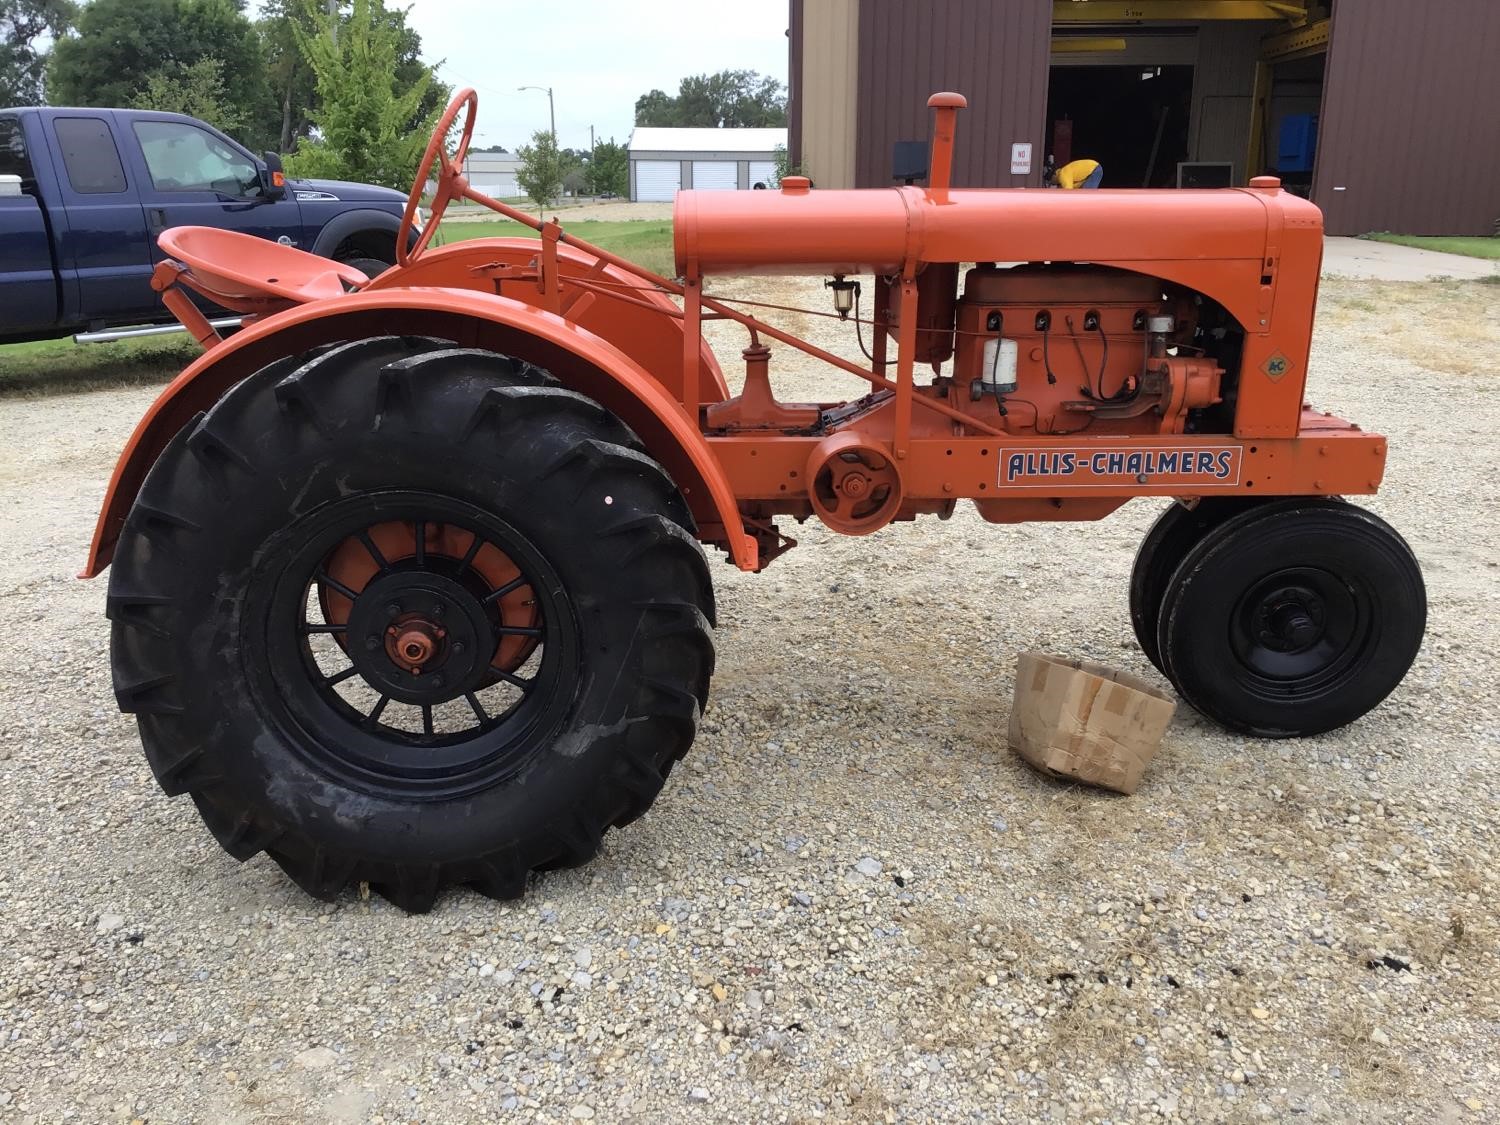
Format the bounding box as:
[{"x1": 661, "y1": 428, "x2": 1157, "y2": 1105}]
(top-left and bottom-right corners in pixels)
[
  {"x1": 788, "y1": 0, "x2": 804, "y2": 168},
  {"x1": 1315, "y1": 0, "x2": 1500, "y2": 235},
  {"x1": 854, "y1": 0, "x2": 1051, "y2": 189}
]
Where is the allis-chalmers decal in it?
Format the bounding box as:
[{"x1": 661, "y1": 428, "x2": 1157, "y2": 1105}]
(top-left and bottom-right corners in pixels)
[{"x1": 999, "y1": 446, "x2": 1243, "y2": 488}]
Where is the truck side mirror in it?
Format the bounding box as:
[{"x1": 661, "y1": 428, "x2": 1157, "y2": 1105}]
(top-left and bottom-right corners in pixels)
[{"x1": 260, "y1": 151, "x2": 288, "y2": 200}]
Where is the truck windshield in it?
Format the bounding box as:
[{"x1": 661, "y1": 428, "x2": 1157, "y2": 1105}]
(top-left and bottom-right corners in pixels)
[{"x1": 133, "y1": 119, "x2": 260, "y2": 197}]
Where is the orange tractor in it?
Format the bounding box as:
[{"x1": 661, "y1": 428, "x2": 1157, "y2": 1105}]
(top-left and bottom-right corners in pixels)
[{"x1": 87, "y1": 92, "x2": 1423, "y2": 910}]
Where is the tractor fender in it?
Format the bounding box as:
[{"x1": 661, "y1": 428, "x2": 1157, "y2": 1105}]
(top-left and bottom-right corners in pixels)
[
  {"x1": 365, "y1": 238, "x2": 728, "y2": 408},
  {"x1": 308, "y1": 208, "x2": 413, "y2": 262},
  {"x1": 82, "y1": 288, "x2": 757, "y2": 578}
]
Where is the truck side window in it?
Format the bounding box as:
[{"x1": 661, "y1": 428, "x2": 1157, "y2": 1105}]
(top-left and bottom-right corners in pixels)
[
  {"x1": 133, "y1": 120, "x2": 260, "y2": 197},
  {"x1": 0, "y1": 115, "x2": 33, "y2": 183},
  {"x1": 53, "y1": 116, "x2": 128, "y2": 194}
]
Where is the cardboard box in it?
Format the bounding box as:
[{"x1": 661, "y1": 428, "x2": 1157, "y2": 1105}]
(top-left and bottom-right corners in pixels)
[{"x1": 1008, "y1": 653, "x2": 1176, "y2": 795}]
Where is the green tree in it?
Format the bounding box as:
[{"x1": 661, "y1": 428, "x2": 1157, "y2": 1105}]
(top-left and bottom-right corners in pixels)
[
  {"x1": 48, "y1": 0, "x2": 274, "y2": 144},
  {"x1": 283, "y1": 0, "x2": 439, "y2": 189},
  {"x1": 634, "y1": 69, "x2": 786, "y2": 127},
  {"x1": 256, "y1": 0, "x2": 446, "y2": 154},
  {"x1": 586, "y1": 139, "x2": 627, "y2": 197},
  {"x1": 1, "y1": 0, "x2": 76, "y2": 105},
  {"x1": 257, "y1": 0, "x2": 320, "y2": 152},
  {"x1": 515, "y1": 128, "x2": 565, "y2": 208},
  {"x1": 131, "y1": 57, "x2": 244, "y2": 135}
]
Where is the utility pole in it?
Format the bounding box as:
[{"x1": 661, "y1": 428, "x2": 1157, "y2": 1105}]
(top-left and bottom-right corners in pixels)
[{"x1": 518, "y1": 86, "x2": 556, "y2": 143}]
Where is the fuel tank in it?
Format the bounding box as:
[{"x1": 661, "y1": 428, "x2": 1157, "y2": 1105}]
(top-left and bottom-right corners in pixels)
[{"x1": 673, "y1": 180, "x2": 1317, "y2": 277}]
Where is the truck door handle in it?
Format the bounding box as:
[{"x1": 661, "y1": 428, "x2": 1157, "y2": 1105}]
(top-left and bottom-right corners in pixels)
[{"x1": 148, "y1": 208, "x2": 167, "y2": 231}]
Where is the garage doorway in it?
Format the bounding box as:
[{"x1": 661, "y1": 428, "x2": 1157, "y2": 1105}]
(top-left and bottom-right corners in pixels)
[
  {"x1": 634, "y1": 160, "x2": 681, "y2": 202},
  {"x1": 1046, "y1": 65, "x2": 1194, "y2": 188}
]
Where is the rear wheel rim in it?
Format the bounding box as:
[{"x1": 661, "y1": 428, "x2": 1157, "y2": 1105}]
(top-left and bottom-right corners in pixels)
[{"x1": 258, "y1": 490, "x2": 579, "y2": 798}]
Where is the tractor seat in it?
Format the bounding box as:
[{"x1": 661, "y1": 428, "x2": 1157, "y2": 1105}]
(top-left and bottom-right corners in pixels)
[{"x1": 155, "y1": 226, "x2": 368, "y2": 315}]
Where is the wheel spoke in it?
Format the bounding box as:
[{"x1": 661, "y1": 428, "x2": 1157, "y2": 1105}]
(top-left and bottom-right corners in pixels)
[
  {"x1": 495, "y1": 625, "x2": 542, "y2": 637},
  {"x1": 489, "y1": 666, "x2": 534, "y2": 691},
  {"x1": 413, "y1": 520, "x2": 426, "y2": 567},
  {"x1": 365, "y1": 695, "x2": 390, "y2": 726},
  {"x1": 324, "y1": 665, "x2": 359, "y2": 687},
  {"x1": 464, "y1": 691, "x2": 489, "y2": 723},
  {"x1": 421, "y1": 704, "x2": 434, "y2": 735},
  {"x1": 300, "y1": 622, "x2": 348, "y2": 634},
  {"x1": 482, "y1": 575, "x2": 528, "y2": 605},
  {"x1": 459, "y1": 532, "x2": 485, "y2": 571},
  {"x1": 317, "y1": 571, "x2": 361, "y2": 602},
  {"x1": 356, "y1": 530, "x2": 390, "y2": 571}
]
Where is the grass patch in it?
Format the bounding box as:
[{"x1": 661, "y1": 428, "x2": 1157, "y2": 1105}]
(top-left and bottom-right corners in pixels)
[
  {"x1": 0, "y1": 334, "x2": 198, "y2": 399},
  {"x1": 1318, "y1": 278, "x2": 1500, "y2": 374},
  {"x1": 435, "y1": 217, "x2": 676, "y2": 277},
  {"x1": 1361, "y1": 232, "x2": 1500, "y2": 260}
]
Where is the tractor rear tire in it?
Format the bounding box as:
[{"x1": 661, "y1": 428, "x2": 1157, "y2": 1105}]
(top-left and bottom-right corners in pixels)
[
  {"x1": 1155, "y1": 499, "x2": 1424, "y2": 737},
  {"x1": 108, "y1": 337, "x2": 715, "y2": 911},
  {"x1": 1129, "y1": 498, "x2": 1266, "y2": 673}
]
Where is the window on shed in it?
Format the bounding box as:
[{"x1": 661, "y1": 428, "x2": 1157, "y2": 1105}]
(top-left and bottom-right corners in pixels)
[
  {"x1": 53, "y1": 117, "x2": 128, "y2": 194},
  {"x1": 0, "y1": 116, "x2": 34, "y2": 182}
]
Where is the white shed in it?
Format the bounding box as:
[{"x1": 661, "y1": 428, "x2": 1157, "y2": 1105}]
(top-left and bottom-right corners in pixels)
[
  {"x1": 626, "y1": 127, "x2": 787, "y2": 202},
  {"x1": 462, "y1": 152, "x2": 521, "y2": 199}
]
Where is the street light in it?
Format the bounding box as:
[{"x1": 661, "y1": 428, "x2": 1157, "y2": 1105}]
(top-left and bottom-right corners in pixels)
[{"x1": 517, "y1": 85, "x2": 556, "y2": 142}]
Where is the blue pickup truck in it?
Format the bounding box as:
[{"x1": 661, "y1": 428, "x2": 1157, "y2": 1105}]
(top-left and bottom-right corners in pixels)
[{"x1": 0, "y1": 106, "x2": 416, "y2": 345}]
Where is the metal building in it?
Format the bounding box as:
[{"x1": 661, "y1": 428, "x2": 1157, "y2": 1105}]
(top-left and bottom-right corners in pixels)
[
  {"x1": 626, "y1": 127, "x2": 786, "y2": 202},
  {"x1": 788, "y1": 0, "x2": 1500, "y2": 236},
  {"x1": 461, "y1": 153, "x2": 521, "y2": 199}
]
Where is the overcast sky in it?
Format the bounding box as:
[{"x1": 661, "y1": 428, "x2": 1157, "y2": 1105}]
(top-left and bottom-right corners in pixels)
[{"x1": 343, "y1": 1, "x2": 790, "y2": 151}]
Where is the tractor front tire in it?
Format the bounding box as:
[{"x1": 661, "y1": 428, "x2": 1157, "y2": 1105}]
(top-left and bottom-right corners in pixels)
[
  {"x1": 1129, "y1": 498, "x2": 1267, "y2": 673},
  {"x1": 108, "y1": 337, "x2": 714, "y2": 911},
  {"x1": 1154, "y1": 499, "x2": 1424, "y2": 737}
]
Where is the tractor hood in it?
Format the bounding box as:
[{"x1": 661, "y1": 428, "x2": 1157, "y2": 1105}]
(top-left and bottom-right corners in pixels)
[{"x1": 674, "y1": 180, "x2": 1321, "y2": 278}]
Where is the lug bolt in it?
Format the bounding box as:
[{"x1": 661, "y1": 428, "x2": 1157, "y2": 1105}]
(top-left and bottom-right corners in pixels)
[
  {"x1": 432, "y1": 602, "x2": 445, "y2": 617},
  {"x1": 366, "y1": 635, "x2": 381, "y2": 651},
  {"x1": 386, "y1": 603, "x2": 402, "y2": 618},
  {"x1": 452, "y1": 641, "x2": 466, "y2": 655},
  {"x1": 387, "y1": 625, "x2": 399, "y2": 636},
  {"x1": 431, "y1": 675, "x2": 445, "y2": 688}
]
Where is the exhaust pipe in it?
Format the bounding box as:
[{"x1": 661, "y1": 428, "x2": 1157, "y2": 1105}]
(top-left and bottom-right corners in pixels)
[{"x1": 73, "y1": 317, "x2": 242, "y2": 345}]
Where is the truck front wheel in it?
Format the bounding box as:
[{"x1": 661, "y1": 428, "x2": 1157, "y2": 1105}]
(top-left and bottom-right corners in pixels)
[{"x1": 107, "y1": 338, "x2": 715, "y2": 911}]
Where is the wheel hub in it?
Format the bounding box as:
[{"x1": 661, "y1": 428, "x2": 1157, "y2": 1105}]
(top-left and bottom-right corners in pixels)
[
  {"x1": 386, "y1": 614, "x2": 445, "y2": 673},
  {"x1": 1253, "y1": 584, "x2": 1326, "y2": 653},
  {"x1": 347, "y1": 571, "x2": 492, "y2": 704}
]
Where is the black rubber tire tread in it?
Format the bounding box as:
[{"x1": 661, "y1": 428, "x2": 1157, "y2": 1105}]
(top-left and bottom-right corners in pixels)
[
  {"x1": 109, "y1": 336, "x2": 714, "y2": 912},
  {"x1": 340, "y1": 256, "x2": 394, "y2": 280},
  {"x1": 1155, "y1": 498, "x2": 1424, "y2": 738},
  {"x1": 1128, "y1": 498, "x2": 1272, "y2": 673}
]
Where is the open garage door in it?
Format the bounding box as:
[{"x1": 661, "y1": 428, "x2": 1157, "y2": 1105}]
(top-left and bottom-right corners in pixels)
[
  {"x1": 691, "y1": 161, "x2": 737, "y2": 191},
  {"x1": 748, "y1": 160, "x2": 777, "y2": 188},
  {"x1": 634, "y1": 161, "x2": 680, "y2": 202}
]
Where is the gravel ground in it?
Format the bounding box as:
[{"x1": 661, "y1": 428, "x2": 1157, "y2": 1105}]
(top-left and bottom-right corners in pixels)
[{"x1": 0, "y1": 277, "x2": 1496, "y2": 1123}]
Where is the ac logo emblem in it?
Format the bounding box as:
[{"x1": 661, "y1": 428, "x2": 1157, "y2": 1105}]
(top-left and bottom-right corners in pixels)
[{"x1": 1262, "y1": 353, "x2": 1290, "y2": 380}]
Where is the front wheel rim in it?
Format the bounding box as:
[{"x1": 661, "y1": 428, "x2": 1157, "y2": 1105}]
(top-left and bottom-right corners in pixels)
[{"x1": 1228, "y1": 565, "x2": 1370, "y2": 698}]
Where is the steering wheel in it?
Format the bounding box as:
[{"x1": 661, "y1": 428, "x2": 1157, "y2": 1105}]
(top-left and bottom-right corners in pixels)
[{"x1": 398, "y1": 88, "x2": 478, "y2": 266}]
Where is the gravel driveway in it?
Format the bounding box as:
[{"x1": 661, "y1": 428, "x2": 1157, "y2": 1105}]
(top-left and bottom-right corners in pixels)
[{"x1": 0, "y1": 277, "x2": 1495, "y2": 1123}]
